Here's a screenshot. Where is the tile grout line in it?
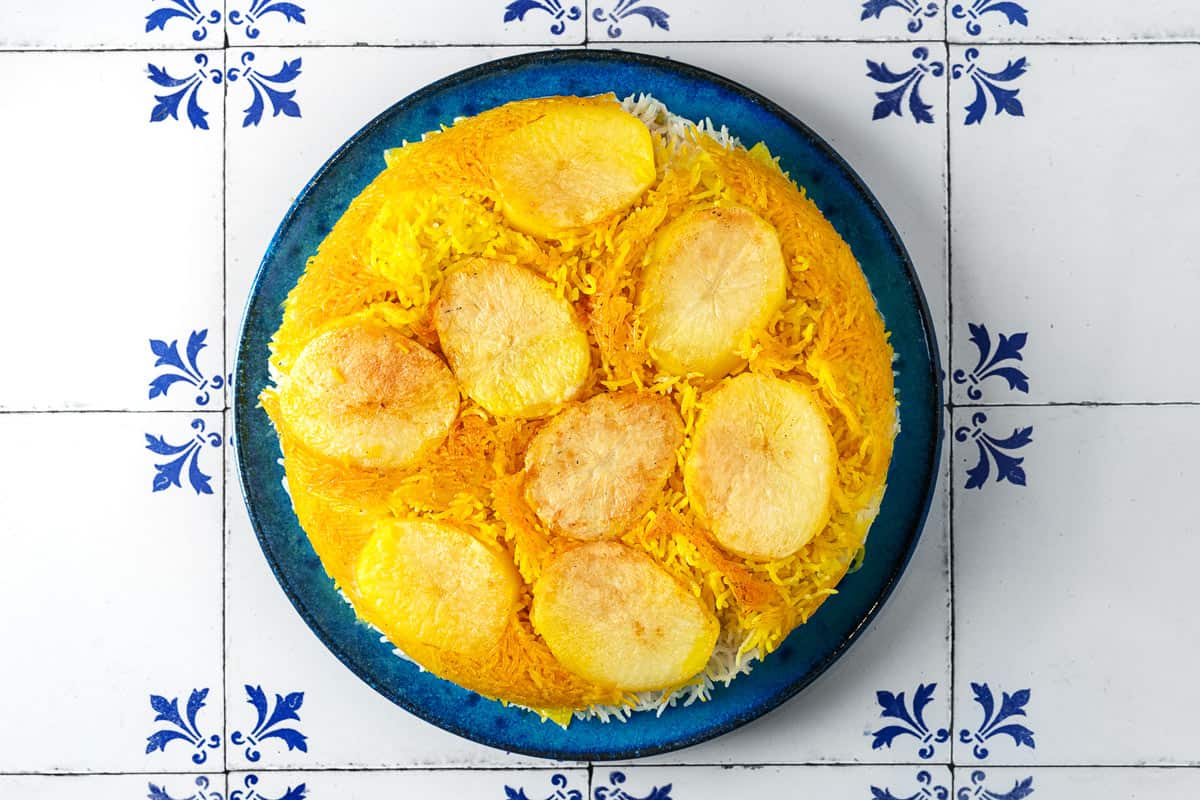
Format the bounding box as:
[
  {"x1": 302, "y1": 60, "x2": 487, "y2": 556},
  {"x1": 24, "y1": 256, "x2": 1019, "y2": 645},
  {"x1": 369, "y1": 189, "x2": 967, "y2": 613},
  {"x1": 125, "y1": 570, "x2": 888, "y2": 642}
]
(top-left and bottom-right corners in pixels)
[
  {"x1": 221, "y1": 26, "x2": 230, "y2": 780},
  {"x1": 943, "y1": 18, "x2": 957, "y2": 770}
]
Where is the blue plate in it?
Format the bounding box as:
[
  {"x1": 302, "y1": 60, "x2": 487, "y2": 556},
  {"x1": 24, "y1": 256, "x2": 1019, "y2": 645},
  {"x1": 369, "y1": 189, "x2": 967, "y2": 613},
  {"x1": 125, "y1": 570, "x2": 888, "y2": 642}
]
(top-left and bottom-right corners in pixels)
[{"x1": 234, "y1": 49, "x2": 943, "y2": 761}]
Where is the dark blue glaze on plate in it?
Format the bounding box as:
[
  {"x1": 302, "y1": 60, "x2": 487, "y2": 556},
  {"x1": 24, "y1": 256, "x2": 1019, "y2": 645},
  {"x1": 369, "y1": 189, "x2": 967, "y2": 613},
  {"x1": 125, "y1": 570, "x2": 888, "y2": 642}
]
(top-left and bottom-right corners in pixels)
[{"x1": 234, "y1": 49, "x2": 943, "y2": 761}]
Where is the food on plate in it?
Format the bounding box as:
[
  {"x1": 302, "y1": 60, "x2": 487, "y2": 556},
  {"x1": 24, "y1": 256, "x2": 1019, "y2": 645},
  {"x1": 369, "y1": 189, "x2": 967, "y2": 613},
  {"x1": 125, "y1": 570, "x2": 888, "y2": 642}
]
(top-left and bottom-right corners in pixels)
[
  {"x1": 638, "y1": 206, "x2": 787, "y2": 380},
  {"x1": 261, "y1": 92, "x2": 897, "y2": 724},
  {"x1": 523, "y1": 392, "x2": 683, "y2": 541}
]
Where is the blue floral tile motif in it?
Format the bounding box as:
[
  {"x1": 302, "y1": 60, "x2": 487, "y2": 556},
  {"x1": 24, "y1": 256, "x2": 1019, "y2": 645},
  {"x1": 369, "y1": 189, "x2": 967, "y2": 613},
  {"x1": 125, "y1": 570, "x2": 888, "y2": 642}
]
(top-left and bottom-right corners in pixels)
[
  {"x1": 146, "y1": 418, "x2": 222, "y2": 495},
  {"x1": 505, "y1": 773, "x2": 583, "y2": 800},
  {"x1": 872, "y1": 770, "x2": 950, "y2": 800},
  {"x1": 953, "y1": 323, "x2": 1029, "y2": 400},
  {"x1": 867, "y1": 47, "x2": 945, "y2": 125},
  {"x1": 956, "y1": 771, "x2": 1034, "y2": 800},
  {"x1": 230, "y1": 685, "x2": 308, "y2": 762},
  {"x1": 951, "y1": 0, "x2": 1029, "y2": 37},
  {"x1": 504, "y1": 1, "x2": 583, "y2": 35},
  {"x1": 148, "y1": 776, "x2": 224, "y2": 800},
  {"x1": 958, "y1": 683, "x2": 1036, "y2": 758},
  {"x1": 145, "y1": 688, "x2": 222, "y2": 764},
  {"x1": 228, "y1": 52, "x2": 303, "y2": 128},
  {"x1": 230, "y1": 775, "x2": 306, "y2": 800},
  {"x1": 860, "y1": 1, "x2": 941, "y2": 34},
  {"x1": 145, "y1": 0, "x2": 222, "y2": 41},
  {"x1": 149, "y1": 329, "x2": 226, "y2": 404},
  {"x1": 147, "y1": 56, "x2": 222, "y2": 130},
  {"x1": 593, "y1": 772, "x2": 672, "y2": 800},
  {"x1": 229, "y1": 0, "x2": 307, "y2": 39},
  {"x1": 592, "y1": 1, "x2": 670, "y2": 38},
  {"x1": 871, "y1": 683, "x2": 950, "y2": 759},
  {"x1": 955, "y1": 413, "x2": 1032, "y2": 490},
  {"x1": 953, "y1": 48, "x2": 1028, "y2": 125}
]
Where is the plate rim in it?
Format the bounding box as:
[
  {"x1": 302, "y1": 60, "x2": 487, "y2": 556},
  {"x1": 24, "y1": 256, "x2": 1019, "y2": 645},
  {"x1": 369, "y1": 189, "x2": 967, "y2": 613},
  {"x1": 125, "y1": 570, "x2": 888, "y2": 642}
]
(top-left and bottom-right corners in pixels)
[{"x1": 234, "y1": 47, "x2": 945, "y2": 761}]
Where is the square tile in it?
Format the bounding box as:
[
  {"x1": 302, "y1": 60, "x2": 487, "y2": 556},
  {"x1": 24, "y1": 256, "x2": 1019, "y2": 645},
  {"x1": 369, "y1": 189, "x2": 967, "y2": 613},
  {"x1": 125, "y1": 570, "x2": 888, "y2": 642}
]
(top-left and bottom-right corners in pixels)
[
  {"x1": 0, "y1": 51, "x2": 225, "y2": 412},
  {"x1": 226, "y1": 769, "x2": 587, "y2": 799},
  {"x1": 622, "y1": 446, "x2": 949, "y2": 765},
  {"x1": 947, "y1": 2, "x2": 1200, "y2": 42},
  {"x1": 0, "y1": 774, "x2": 227, "y2": 800},
  {"x1": 225, "y1": 45, "x2": 564, "y2": 388},
  {"x1": 0, "y1": 1, "x2": 226, "y2": 49},
  {"x1": 593, "y1": 41, "x2": 950, "y2": 368},
  {"x1": 223, "y1": 432, "x2": 554, "y2": 768},
  {"x1": 953, "y1": 767, "x2": 1200, "y2": 799},
  {"x1": 587, "y1": 1, "x2": 946, "y2": 42},
  {"x1": 595, "y1": 766, "x2": 954, "y2": 799},
  {"x1": 225, "y1": 1, "x2": 585, "y2": 46},
  {"x1": 0, "y1": 412, "x2": 224, "y2": 772},
  {"x1": 952, "y1": 405, "x2": 1200, "y2": 764},
  {"x1": 949, "y1": 44, "x2": 1200, "y2": 404}
]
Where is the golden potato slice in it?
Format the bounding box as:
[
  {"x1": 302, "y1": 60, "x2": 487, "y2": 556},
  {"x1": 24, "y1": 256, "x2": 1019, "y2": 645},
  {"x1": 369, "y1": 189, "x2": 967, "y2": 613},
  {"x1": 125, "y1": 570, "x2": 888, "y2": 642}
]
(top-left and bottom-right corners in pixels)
[
  {"x1": 490, "y1": 101, "x2": 656, "y2": 237},
  {"x1": 685, "y1": 373, "x2": 836, "y2": 560},
  {"x1": 524, "y1": 393, "x2": 684, "y2": 540},
  {"x1": 354, "y1": 518, "x2": 521, "y2": 658},
  {"x1": 435, "y1": 258, "x2": 590, "y2": 418},
  {"x1": 278, "y1": 323, "x2": 459, "y2": 470},
  {"x1": 639, "y1": 206, "x2": 787, "y2": 380},
  {"x1": 531, "y1": 541, "x2": 719, "y2": 691}
]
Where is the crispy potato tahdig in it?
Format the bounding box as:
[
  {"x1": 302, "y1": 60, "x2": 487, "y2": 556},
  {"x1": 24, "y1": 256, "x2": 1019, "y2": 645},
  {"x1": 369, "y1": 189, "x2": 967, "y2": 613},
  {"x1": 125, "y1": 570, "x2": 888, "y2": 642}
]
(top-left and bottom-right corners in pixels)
[
  {"x1": 356, "y1": 518, "x2": 521, "y2": 657},
  {"x1": 532, "y1": 541, "x2": 719, "y2": 691},
  {"x1": 639, "y1": 206, "x2": 788, "y2": 380},
  {"x1": 261, "y1": 93, "x2": 897, "y2": 722},
  {"x1": 277, "y1": 322, "x2": 459, "y2": 470},
  {"x1": 524, "y1": 392, "x2": 683, "y2": 541},
  {"x1": 435, "y1": 258, "x2": 591, "y2": 418},
  {"x1": 685, "y1": 373, "x2": 837, "y2": 561},
  {"x1": 491, "y1": 101, "x2": 656, "y2": 237}
]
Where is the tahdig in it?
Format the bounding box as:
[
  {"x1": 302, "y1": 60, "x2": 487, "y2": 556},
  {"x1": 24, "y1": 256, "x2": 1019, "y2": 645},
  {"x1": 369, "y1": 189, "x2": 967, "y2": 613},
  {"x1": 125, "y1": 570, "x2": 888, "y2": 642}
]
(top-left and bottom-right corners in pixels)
[{"x1": 261, "y1": 93, "x2": 897, "y2": 723}]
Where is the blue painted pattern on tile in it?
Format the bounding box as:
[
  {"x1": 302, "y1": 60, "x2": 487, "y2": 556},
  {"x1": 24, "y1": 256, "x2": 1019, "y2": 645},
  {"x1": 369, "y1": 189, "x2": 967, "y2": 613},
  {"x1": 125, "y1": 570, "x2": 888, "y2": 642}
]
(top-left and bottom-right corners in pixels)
[
  {"x1": 148, "y1": 776, "x2": 224, "y2": 800},
  {"x1": 860, "y1": 1, "x2": 941, "y2": 34},
  {"x1": 145, "y1": 0, "x2": 222, "y2": 41},
  {"x1": 957, "y1": 771, "x2": 1034, "y2": 800},
  {"x1": 504, "y1": 1, "x2": 583, "y2": 35},
  {"x1": 871, "y1": 683, "x2": 950, "y2": 759},
  {"x1": 229, "y1": 1, "x2": 308, "y2": 39},
  {"x1": 955, "y1": 413, "x2": 1032, "y2": 489},
  {"x1": 228, "y1": 53, "x2": 303, "y2": 128},
  {"x1": 594, "y1": 772, "x2": 672, "y2": 800},
  {"x1": 867, "y1": 47, "x2": 945, "y2": 125},
  {"x1": 230, "y1": 775, "x2": 307, "y2": 800},
  {"x1": 230, "y1": 685, "x2": 308, "y2": 762},
  {"x1": 147, "y1": 56, "x2": 222, "y2": 130},
  {"x1": 146, "y1": 418, "x2": 222, "y2": 495},
  {"x1": 959, "y1": 683, "x2": 1036, "y2": 758},
  {"x1": 506, "y1": 773, "x2": 584, "y2": 800},
  {"x1": 872, "y1": 770, "x2": 950, "y2": 800},
  {"x1": 953, "y1": 323, "x2": 1029, "y2": 400},
  {"x1": 592, "y1": 1, "x2": 671, "y2": 38},
  {"x1": 145, "y1": 688, "x2": 222, "y2": 764},
  {"x1": 148, "y1": 329, "x2": 226, "y2": 403},
  {"x1": 953, "y1": 48, "x2": 1028, "y2": 125},
  {"x1": 952, "y1": 1, "x2": 1029, "y2": 37}
]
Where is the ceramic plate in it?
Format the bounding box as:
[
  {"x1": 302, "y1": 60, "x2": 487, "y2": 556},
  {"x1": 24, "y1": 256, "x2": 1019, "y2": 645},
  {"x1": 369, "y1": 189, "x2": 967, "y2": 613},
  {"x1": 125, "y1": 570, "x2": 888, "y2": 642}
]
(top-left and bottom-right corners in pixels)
[{"x1": 234, "y1": 48, "x2": 942, "y2": 760}]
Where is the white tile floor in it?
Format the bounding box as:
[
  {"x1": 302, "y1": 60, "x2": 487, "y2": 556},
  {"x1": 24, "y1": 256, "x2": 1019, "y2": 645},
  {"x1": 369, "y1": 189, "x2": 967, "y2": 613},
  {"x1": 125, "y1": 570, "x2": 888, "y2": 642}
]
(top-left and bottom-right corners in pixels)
[{"x1": 3, "y1": 1, "x2": 1200, "y2": 796}]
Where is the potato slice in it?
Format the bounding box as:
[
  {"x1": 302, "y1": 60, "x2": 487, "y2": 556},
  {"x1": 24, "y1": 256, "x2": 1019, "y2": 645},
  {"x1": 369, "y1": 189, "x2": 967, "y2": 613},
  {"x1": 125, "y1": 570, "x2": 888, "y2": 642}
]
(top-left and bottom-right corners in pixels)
[
  {"x1": 435, "y1": 258, "x2": 591, "y2": 418},
  {"x1": 524, "y1": 393, "x2": 684, "y2": 540},
  {"x1": 531, "y1": 541, "x2": 718, "y2": 691},
  {"x1": 684, "y1": 373, "x2": 835, "y2": 560},
  {"x1": 639, "y1": 206, "x2": 787, "y2": 380},
  {"x1": 355, "y1": 518, "x2": 521, "y2": 658},
  {"x1": 490, "y1": 101, "x2": 656, "y2": 237},
  {"x1": 278, "y1": 323, "x2": 459, "y2": 470}
]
